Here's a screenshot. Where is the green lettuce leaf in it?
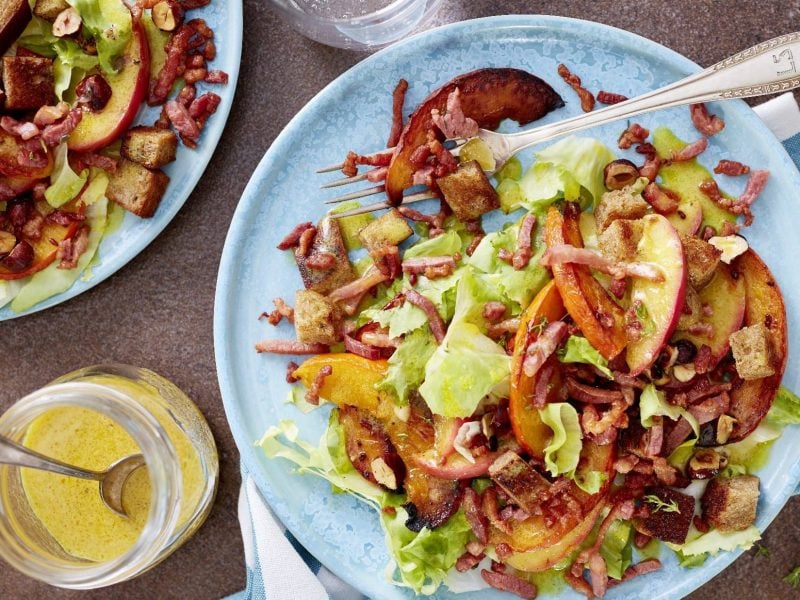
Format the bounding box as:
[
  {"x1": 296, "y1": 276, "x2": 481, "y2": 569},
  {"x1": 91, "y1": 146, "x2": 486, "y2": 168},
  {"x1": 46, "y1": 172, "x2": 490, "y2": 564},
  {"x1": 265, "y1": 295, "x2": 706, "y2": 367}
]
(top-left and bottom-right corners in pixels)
[
  {"x1": 600, "y1": 519, "x2": 632, "y2": 580},
  {"x1": 419, "y1": 269, "x2": 510, "y2": 417},
  {"x1": 558, "y1": 335, "x2": 613, "y2": 378},
  {"x1": 67, "y1": 0, "x2": 132, "y2": 74},
  {"x1": 539, "y1": 402, "x2": 583, "y2": 478},
  {"x1": 404, "y1": 230, "x2": 461, "y2": 258},
  {"x1": 53, "y1": 40, "x2": 100, "y2": 100},
  {"x1": 722, "y1": 419, "x2": 781, "y2": 473},
  {"x1": 45, "y1": 143, "x2": 89, "y2": 208},
  {"x1": 574, "y1": 469, "x2": 607, "y2": 495},
  {"x1": 0, "y1": 280, "x2": 23, "y2": 310},
  {"x1": 640, "y1": 384, "x2": 699, "y2": 436},
  {"x1": 377, "y1": 328, "x2": 436, "y2": 404},
  {"x1": 327, "y1": 201, "x2": 374, "y2": 251},
  {"x1": 676, "y1": 526, "x2": 761, "y2": 557},
  {"x1": 12, "y1": 197, "x2": 107, "y2": 312},
  {"x1": 495, "y1": 156, "x2": 522, "y2": 182},
  {"x1": 17, "y1": 16, "x2": 59, "y2": 56},
  {"x1": 766, "y1": 386, "x2": 800, "y2": 426}
]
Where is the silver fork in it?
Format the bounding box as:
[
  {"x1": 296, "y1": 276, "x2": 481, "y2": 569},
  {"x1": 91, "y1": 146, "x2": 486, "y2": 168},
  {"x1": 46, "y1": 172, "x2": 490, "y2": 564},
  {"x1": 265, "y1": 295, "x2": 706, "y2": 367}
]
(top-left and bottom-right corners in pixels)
[{"x1": 322, "y1": 32, "x2": 800, "y2": 218}]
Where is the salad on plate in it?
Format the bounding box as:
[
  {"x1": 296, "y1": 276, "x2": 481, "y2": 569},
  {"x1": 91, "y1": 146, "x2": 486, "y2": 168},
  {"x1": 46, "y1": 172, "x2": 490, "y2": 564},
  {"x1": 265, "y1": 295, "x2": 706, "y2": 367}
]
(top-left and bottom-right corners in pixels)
[
  {"x1": 0, "y1": 0, "x2": 228, "y2": 314},
  {"x1": 254, "y1": 66, "x2": 800, "y2": 598}
]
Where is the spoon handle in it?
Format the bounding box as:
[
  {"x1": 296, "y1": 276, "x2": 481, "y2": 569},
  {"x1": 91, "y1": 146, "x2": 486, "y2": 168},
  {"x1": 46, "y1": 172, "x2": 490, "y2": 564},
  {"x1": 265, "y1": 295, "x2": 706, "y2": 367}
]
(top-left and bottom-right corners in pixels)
[{"x1": 0, "y1": 435, "x2": 102, "y2": 481}]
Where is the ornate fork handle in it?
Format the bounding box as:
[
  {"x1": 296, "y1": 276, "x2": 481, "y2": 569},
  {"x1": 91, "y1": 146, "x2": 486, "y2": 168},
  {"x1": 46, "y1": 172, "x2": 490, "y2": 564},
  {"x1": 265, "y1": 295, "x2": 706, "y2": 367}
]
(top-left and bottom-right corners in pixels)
[{"x1": 485, "y1": 32, "x2": 800, "y2": 165}]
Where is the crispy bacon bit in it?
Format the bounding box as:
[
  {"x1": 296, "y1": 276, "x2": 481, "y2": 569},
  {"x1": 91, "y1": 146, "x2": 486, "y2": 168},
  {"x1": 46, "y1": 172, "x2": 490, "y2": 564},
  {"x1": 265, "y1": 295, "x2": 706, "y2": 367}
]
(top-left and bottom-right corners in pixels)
[
  {"x1": 165, "y1": 100, "x2": 201, "y2": 147},
  {"x1": 645, "y1": 418, "x2": 664, "y2": 458},
  {"x1": 387, "y1": 78, "x2": 409, "y2": 148},
  {"x1": 72, "y1": 151, "x2": 119, "y2": 173},
  {"x1": 431, "y1": 88, "x2": 479, "y2": 139},
  {"x1": 566, "y1": 377, "x2": 624, "y2": 404},
  {"x1": 328, "y1": 268, "x2": 390, "y2": 303},
  {"x1": 341, "y1": 149, "x2": 394, "y2": 177},
  {"x1": 254, "y1": 340, "x2": 329, "y2": 355},
  {"x1": 522, "y1": 320, "x2": 569, "y2": 377},
  {"x1": 456, "y1": 551, "x2": 484, "y2": 572},
  {"x1": 401, "y1": 255, "x2": 456, "y2": 278},
  {"x1": 150, "y1": 24, "x2": 193, "y2": 105},
  {"x1": 0, "y1": 182, "x2": 17, "y2": 202},
  {"x1": 690, "y1": 103, "x2": 725, "y2": 136},
  {"x1": 480, "y1": 569, "x2": 537, "y2": 600},
  {"x1": 688, "y1": 392, "x2": 731, "y2": 425},
  {"x1": 285, "y1": 361, "x2": 300, "y2": 383},
  {"x1": 405, "y1": 288, "x2": 446, "y2": 343},
  {"x1": 305, "y1": 365, "x2": 332, "y2": 405},
  {"x1": 41, "y1": 109, "x2": 83, "y2": 147},
  {"x1": 365, "y1": 166, "x2": 388, "y2": 182},
  {"x1": 532, "y1": 359, "x2": 556, "y2": 408},
  {"x1": 639, "y1": 154, "x2": 661, "y2": 181},
  {"x1": 305, "y1": 251, "x2": 337, "y2": 270},
  {"x1": 597, "y1": 90, "x2": 628, "y2": 105},
  {"x1": 643, "y1": 182, "x2": 679, "y2": 215},
  {"x1": 343, "y1": 333, "x2": 385, "y2": 360},
  {"x1": 714, "y1": 159, "x2": 750, "y2": 176},
  {"x1": 671, "y1": 137, "x2": 708, "y2": 162},
  {"x1": 652, "y1": 457, "x2": 678, "y2": 485},
  {"x1": 205, "y1": 69, "x2": 228, "y2": 84},
  {"x1": 17, "y1": 139, "x2": 48, "y2": 169},
  {"x1": 277, "y1": 222, "x2": 313, "y2": 250},
  {"x1": 188, "y1": 92, "x2": 221, "y2": 128},
  {"x1": 487, "y1": 318, "x2": 521, "y2": 340},
  {"x1": 607, "y1": 559, "x2": 662, "y2": 587},
  {"x1": 542, "y1": 244, "x2": 664, "y2": 282},
  {"x1": 360, "y1": 329, "x2": 399, "y2": 348},
  {"x1": 693, "y1": 515, "x2": 711, "y2": 534},
  {"x1": 1, "y1": 116, "x2": 40, "y2": 141},
  {"x1": 513, "y1": 213, "x2": 536, "y2": 270},
  {"x1": 370, "y1": 245, "x2": 402, "y2": 279},
  {"x1": 466, "y1": 540, "x2": 486, "y2": 557},
  {"x1": 296, "y1": 226, "x2": 317, "y2": 257},
  {"x1": 463, "y1": 487, "x2": 489, "y2": 544},
  {"x1": 482, "y1": 486, "x2": 511, "y2": 534},
  {"x1": 582, "y1": 390, "x2": 632, "y2": 438},
  {"x1": 700, "y1": 171, "x2": 768, "y2": 226},
  {"x1": 588, "y1": 553, "x2": 608, "y2": 598},
  {"x1": 483, "y1": 301, "x2": 507, "y2": 322},
  {"x1": 557, "y1": 63, "x2": 595, "y2": 112},
  {"x1": 265, "y1": 297, "x2": 294, "y2": 325},
  {"x1": 56, "y1": 226, "x2": 90, "y2": 269},
  {"x1": 21, "y1": 211, "x2": 45, "y2": 240},
  {"x1": 398, "y1": 206, "x2": 436, "y2": 224},
  {"x1": 738, "y1": 170, "x2": 769, "y2": 208},
  {"x1": 618, "y1": 123, "x2": 649, "y2": 149},
  {"x1": 565, "y1": 568, "x2": 594, "y2": 598},
  {"x1": 33, "y1": 102, "x2": 70, "y2": 127},
  {"x1": 609, "y1": 277, "x2": 627, "y2": 299}
]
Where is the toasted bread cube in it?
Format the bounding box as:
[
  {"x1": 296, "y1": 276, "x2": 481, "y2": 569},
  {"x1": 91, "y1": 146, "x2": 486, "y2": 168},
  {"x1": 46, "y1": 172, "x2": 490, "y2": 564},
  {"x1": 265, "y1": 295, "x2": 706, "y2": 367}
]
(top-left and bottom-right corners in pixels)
[
  {"x1": 2, "y1": 56, "x2": 54, "y2": 111},
  {"x1": 594, "y1": 186, "x2": 649, "y2": 232},
  {"x1": 295, "y1": 217, "x2": 356, "y2": 295},
  {"x1": 0, "y1": 0, "x2": 31, "y2": 56},
  {"x1": 635, "y1": 486, "x2": 695, "y2": 544},
  {"x1": 33, "y1": 0, "x2": 69, "y2": 21},
  {"x1": 294, "y1": 289, "x2": 342, "y2": 345},
  {"x1": 106, "y1": 159, "x2": 170, "y2": 218},
  {"x1": 436, "y1": 160, "x2": 499, "y2": 221},
  {"x1": 357, "y1": 208, "x2": 412, "y2": 250},
  {"x1": 680, "y1": 233, "x2": 721, "y2": 289},
  {"x1": 729, "y1": 323, "x2": 775, "y2": 380},
  {"x1": 121, "y1": 126, "x2": 178, "y2": 169},
  {"x1": 598, "y1": 218, "x2": 643, "y2": 262},
  {"x1": 701, "y1": 475, "x2": 759, "y2": 532},
  {"x1": 488, "y1": 451, "x2": 551, "y2": 514}
]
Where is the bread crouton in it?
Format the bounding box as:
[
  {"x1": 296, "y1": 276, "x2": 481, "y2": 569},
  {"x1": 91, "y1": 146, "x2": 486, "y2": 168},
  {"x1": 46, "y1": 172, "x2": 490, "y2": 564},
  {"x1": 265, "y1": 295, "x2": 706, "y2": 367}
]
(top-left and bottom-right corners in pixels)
[
  {"x1": 121, "y1": 126, "x2": 178, "y2": 169},
  {"x1": 436, "y1": 160, "x2": 499, "y2": 221},
  {"x1": 106, "y1": 159, "x2": 170, "y2": 218},
  {"x1": 294, "y1": 289, "x2": 342, "y2": 345},
  {"x1": 488, "y1": 451, "x2": 551, "y2": 514},
  {"x1": 594, "y1": 186, "x2": 649, "y2": 232},
  {"x1": 358, "y1": 208, "x2": 412, "y2": 251},
  {"x1": 295, "y1": 217, "x2": 356, "y2": 295},
  {"x1": 635, "y1": 486, "x2": 695, "y2": 544},
  {"x1": 598, "y1": 218, "x2": 642, "y2": 262},
  {"x1": 680, "y1": 233, "x2": 721, "y2": 289},
  {"x1": 0, "y1": 0, "x2": 31, "y2": 56},
  {"x1": 729, "y1": 323, "x2": 775, "y2": 380},
  {"x1": 33, "y1": 0, "x2": 68, "y2": 21},
  {"x1": 701, "y1": 475, "x2": 759, "y2": 532},
  {"x1": 2, "y1": 56, "x2": 54, "y2": 111}
]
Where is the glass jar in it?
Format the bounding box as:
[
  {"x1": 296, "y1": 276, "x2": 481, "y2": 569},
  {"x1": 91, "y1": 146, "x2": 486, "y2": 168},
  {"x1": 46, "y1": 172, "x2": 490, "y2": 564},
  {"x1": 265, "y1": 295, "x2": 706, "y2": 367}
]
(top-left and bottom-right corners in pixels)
[{"x1": 0, "y1": 364, "x2": 218, "y2": 589}]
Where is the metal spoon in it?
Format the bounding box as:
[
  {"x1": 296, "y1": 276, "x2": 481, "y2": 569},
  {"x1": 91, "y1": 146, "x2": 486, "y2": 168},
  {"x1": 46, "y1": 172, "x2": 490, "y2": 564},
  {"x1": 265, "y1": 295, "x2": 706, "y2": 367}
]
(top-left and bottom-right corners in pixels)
[{"x1": 0, "y1": 434, "x2": 145, "y2": 517}]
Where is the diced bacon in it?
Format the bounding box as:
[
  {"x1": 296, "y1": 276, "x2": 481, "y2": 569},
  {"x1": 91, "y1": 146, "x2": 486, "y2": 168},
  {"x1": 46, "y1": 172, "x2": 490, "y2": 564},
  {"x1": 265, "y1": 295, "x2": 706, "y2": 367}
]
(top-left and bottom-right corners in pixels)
[
  {"x1": 566, "y1": 377, "x2": 625, "y2": 404},
  {"x1": 397, "y1": 206, "x2": 437, "y2": 224},
  {"x1": 343, "y1": 333, "x2": 385, "y2": 360},
  {"x1": 359, "y1": 329, "x2": 399, "y2": 348},
  {"x1": 738, "y1": 170, "x2": 769, "y2": 207},
  {"x1": 0, "y1": 182, "x2": 16, "y2": 202},
  {"x1": 1, "y1": 117, "x2": 40, "y2": 141},
  {"x1": 463, "y1": 487, "x2": 489, "y2": 544},
  {"x1": 522, "y1": 320, "x2": 569, "y2": 377},
  {"x1": 409, "y1": 144, "x2": 432, "y2": 168},
  {"x1": 558, "y1": 63, "x2": 595, "y2": 112},
  {"x1": 455, "y1": 551, "x2": 484, "y2": 572},
  {"x1": 643, "y1": 182, "x2": 679, "y2": 215},
  {"x1": 178, "y1": 84, "x2": 197, "y2": 107},
  {"x1": 483, "y1": 301, "x2": 507, "y2": 322},
  {"x1": 264, "y1": 297, "x2": 294, "y2": 325},
  {"x1": 429, "y1": 135, "x2": 459, "y2": 178},
  {"x1": 532, "y1": 358, "x2": 556, "y2": 408},
  {"x1": 370, "y1": 244, "x2": 402, "y2": 279},
  {"x1": 480, "y1": 569, "x2": 537, "y2": 599},
  {"x1": 72, "y1": 152, "x2": 119, "y2": 173},
  {"x1": 565, "y1": 568, "x2": 594, "y2": 598},
  {"x1": 150, "y1": 25, "x2": 193, "y2": 106},
  {"x1": 652, "y1": 456, "x2": 678, "y2": 485},
  {"x1": 688, "y1": 392, "x2": 731, "y2": 425},
  {"x1": 165, "y1": 100, "x2": 201, "y2": 146},
  {"x1": 21, "y1": 210, "x2": 45, "y2": 240},
  {"x1": 670, "y1": 137, "x2": 708, "y2": 162},
  {"x1": 482, "y1": 487, "x2": 511, "y2": 534},
  {"x1": 588, "y1": 553, "x2": 608, "y2": 598},
  {"x1": 285, "y1": 361, "x2": 299, "y2": 383},
  {"x1": 56, "y1": 225, "x2": 90, "y2": 269},
  {"x1": 411, "y1": 164, "x2": 434, "y2": 187},
  {"x1": 607, "y1": 559, "x2": 662, "y2": 587},
  {"x1": 466, "y1": 540, "x2": 486, "y2": 557},
  {"x1": 401, "y1": 255, "x2": 456, "y2": 278},
  {"x1": 486, "y1": 318, "x2": 521, "y2": 340},
  {"x1": 644, "y1": 418, "x2": 664, "y2": 458},
  {"x1": 205, "y1": 69, "x2": 228, "y2": 84},
  {"x1": 431, "y1": 88, "x2": 479, "y2": 139},
  {"x1": 405, "y1": 288, "x2": 446, "y2": 343},
  {"x1": 305, "y1": 251, "x2": 336, "y2": 270},
  {"x1": 188, "y1": 92, "x2": 221, "y2": 127},
  {"x1": 342, "y1": 149, "x2": 394, "y2": 177},
  {"x1": 541, "y1": 244, "x2": 665, "y2": 282},
  {"x1": 41, "y1": 109, "x2": 83, "y2": 147},
  {"x1": 387, "y1": 78, "x2": 408, "y2": 148},
  {"x1": 277, "y1": 222, "x2": 313, "y2": 250},
  {"x1": 619, "y1": 123, "x2": 649, "y2": 149},
  {"x1": 365, "y1": 166, "x2": 388, "y2": 182},
  {"x1": 254, "y1": 340, "x2": 330, "y2": 354},
  {"x1": 597, "y1": 90, "x2": 628, "y2": 105},
  {"x1": 513, "y1": 213, "x2": 536, "y2": 270},
  {"x1": 690, "y1": 103, "x2": 725, "y2": 136},
  {"x1": 17, "y1": 139, "x2": 49, "y2": 169},
  {"x1": 305, "y1": 365, "x2": 332, "y2": 405},
  {"x1": 328, "y1": 268, "x2": 390, "y2": 302},
  {"x1": 714, "y1": 159, "x2": 750, "y2": 176},
  {"x1": 639, "y1": 154, "x2": 661, "y2": 181}
]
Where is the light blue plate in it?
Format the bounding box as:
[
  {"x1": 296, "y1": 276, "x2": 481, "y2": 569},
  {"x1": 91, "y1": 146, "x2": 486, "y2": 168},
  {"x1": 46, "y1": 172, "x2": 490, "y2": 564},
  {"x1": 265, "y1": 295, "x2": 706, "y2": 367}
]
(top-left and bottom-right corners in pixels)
[
  {"x1": 0, "y1": 1, "x2": 243, "y2": 320},
  {"x1": 215, "y1": 15, "x2": 800, "y2": 599}
]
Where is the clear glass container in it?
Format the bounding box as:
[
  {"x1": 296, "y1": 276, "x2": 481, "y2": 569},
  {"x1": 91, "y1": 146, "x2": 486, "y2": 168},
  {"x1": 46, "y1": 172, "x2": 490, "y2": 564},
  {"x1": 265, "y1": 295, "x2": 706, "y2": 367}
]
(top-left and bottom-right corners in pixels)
[
  {"x1": 0, "y1": 364, "x2": 218, "y2": 589},
  {"x1": 268, "y1": 0, "x2": 444, "y2": 50}
]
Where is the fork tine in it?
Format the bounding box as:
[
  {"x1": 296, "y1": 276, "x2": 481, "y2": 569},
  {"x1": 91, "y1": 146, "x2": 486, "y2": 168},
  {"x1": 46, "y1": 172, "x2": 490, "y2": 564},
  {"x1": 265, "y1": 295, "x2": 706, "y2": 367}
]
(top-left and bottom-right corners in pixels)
[
  {"x1": 316, "y1": 147, "x2": 397, "y2": 174},
  {"x1": 323, "y1": 185, "x2": 386, "y2": 204},
  {"x1": 320, "y1": 172, "x2": 370, "y2": 189},
  {"x1": 330, "y1": 191, "x2": 437, "y2": 218}
]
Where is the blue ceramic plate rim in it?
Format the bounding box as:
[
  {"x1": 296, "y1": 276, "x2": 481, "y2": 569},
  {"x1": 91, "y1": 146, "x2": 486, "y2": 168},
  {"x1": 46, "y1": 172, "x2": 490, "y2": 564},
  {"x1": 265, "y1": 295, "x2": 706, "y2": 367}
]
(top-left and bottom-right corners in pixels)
[
  {"x1": 0, "y1": 0, "x2": 243, "y2": 321},
  {"x1": 215, "y1": 14, "x2": 800, "y2": 599}
]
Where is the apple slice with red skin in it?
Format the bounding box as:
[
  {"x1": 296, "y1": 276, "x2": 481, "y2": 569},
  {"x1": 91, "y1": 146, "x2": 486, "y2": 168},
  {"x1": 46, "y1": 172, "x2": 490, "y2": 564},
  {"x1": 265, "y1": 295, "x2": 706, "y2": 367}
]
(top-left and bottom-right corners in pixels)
[
  {"x1": 385, "y1": 68, "x2": 564, "y2": 204},
  {"x1": 488, "y1": 440, "x2": 614, "y2": 552},
  {"x1": 626, "y1": 214, "x2": 687, "y2": 375},
  {"x1": 726, "y1": 249, "x2": 787, "y2": 441},
  {"x1": 68, "y1": 14, "x2": 151, "y2": 152},
  {"x1": 509, "y1": 280, "x2": 567, "y2": 459},
  {"x1": 667, "y1": 195, "x2": 703, "y2": 236},
  {"x1": 672, "y1": 263, "x2": 745, "y2": 371},
  {"x1": 544, "y1": 203, "x2": 628, "y2": 360}
]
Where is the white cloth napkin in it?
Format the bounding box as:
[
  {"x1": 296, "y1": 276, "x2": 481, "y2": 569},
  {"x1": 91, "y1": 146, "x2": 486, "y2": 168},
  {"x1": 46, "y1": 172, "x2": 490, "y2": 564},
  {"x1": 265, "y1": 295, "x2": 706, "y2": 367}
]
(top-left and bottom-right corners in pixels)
[{"x1": 232, "y1": 92, "x2": 800, "y2": 600}]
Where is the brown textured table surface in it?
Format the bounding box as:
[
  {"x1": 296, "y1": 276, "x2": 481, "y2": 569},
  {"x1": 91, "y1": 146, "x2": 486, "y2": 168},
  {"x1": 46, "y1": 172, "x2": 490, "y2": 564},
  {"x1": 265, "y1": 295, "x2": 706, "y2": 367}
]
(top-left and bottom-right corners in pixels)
[{"x1": 2, "y1": 1, "x2": 800, "y2": 598}]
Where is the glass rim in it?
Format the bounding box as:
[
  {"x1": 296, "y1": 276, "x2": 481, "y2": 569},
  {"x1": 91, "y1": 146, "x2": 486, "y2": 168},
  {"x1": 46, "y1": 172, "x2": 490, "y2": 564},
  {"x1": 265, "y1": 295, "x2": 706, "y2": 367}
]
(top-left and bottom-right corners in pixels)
[{"x1": 272, "y1": 0, "x2": 435, "y2": 26}]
